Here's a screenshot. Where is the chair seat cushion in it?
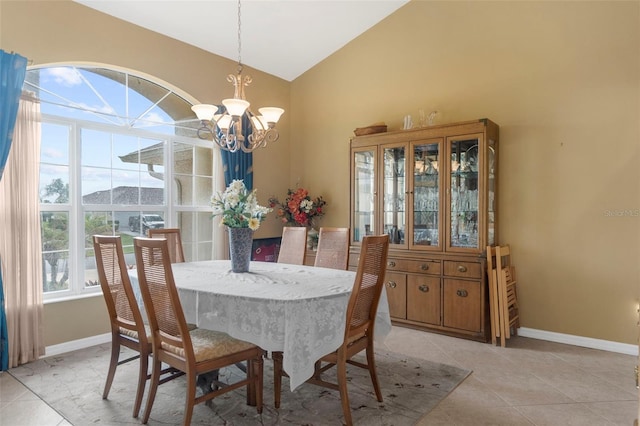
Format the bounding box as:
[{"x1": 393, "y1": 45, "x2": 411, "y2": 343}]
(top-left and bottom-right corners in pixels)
[
  {"x1": 162, "y1": 328, "x2": 257, "y2": 362},
  {"x1": 120, "y1": 323, "x2": 197, "y2": 341},
  {"x1": 119, "y1": 325, "x2": 151, "y2": 340}
]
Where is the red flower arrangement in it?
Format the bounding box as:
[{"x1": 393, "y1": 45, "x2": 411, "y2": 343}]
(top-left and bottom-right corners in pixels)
[{"x1": 268, "y1": 188, "x2": 326, "y2": 227}]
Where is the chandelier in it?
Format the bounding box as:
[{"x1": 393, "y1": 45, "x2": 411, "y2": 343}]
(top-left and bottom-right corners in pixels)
[{"x1": 191, "y1": 0, "x2": 284, "y2": 153}]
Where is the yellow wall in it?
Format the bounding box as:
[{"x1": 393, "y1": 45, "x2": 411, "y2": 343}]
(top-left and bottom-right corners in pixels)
[
  {"x1": 0, "y1": 0, "x2": 291, "y2": 345},
  {"x1": 291, "y1": 1, "x2": 640, "y2": 344},
  {"x1": 1, "y1": 0, "x2": 638, "y2": 346}
]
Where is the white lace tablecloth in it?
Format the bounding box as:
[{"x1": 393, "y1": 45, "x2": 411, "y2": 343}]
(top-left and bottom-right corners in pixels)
[{"x1": 131, "y1": 260, "x2": 391, "y2": 391}]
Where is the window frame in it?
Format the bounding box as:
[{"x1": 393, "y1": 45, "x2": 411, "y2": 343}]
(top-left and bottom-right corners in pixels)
[{"x1": 32, "y1": 65, "x2": 217, "y2": 302}]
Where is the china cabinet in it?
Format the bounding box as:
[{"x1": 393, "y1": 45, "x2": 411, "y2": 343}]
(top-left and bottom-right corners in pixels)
[{"x1": 349, "y1": 119, "x2": 498, "y2": 341}]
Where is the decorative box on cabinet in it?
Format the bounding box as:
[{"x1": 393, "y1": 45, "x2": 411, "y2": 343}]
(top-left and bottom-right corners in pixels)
[{"x1": 349, "y1": 119, "x2": 498, "y2": 342}]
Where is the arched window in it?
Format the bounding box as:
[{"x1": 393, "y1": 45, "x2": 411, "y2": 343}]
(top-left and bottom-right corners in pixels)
[{"x1": 25, "y1": 65, "x2": 221, "y2": 299}]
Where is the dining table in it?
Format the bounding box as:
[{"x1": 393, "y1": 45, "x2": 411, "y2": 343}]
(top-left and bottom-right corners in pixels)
[{"x1": 129, "y1": 260, "x2": 391, "y2": 391}]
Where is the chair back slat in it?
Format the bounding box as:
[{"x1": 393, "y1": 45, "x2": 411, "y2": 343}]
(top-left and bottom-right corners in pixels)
[
  {"x1": 345, "y1": 235, "x2": 389, "y2": 340},
  {"x1": 277, "y1": 226, "x2": 307, "y2": 265},
  {"x1": 93, "y1": 235, "x2": 144, "y2": 334},
  {"x1": 314, "y1": 227, "x2": 350, "y2": 270},
  {"x1": 148, "y1": 228, "x2": 186, "y2": 263}
]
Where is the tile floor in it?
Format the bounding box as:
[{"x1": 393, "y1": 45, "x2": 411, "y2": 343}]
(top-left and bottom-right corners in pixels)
[{"x1": 1, "y1": 326, "x2": 637, "y2": 425}]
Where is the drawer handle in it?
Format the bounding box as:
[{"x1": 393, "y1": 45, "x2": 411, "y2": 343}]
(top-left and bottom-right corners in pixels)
[
  {"x1": 387, "y1": 281, "x2": 397, "y2": 289},
  {"x1": 457, "y1": 265, "x2": 468, "y2": 273},
  {"x1": 387, "y1": 261, "x2": 396, "y2": 268},
  {"x1": 456, "y1": 289, "x2": 468, "y2": 297},
  {"x1": 418, "y1": 284, "x2": 429, "y2": 293},
  {"x1": 420, "y1": 264, "x2": 429, "y2": 271}
]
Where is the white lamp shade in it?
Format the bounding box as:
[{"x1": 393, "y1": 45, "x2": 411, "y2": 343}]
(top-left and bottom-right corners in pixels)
[
  {"x1": 258, "y1": 107, "x2": 284, "y2": 124},
  {"x1": 251, "y1": 116, "x2": 270, "y2": 130},
  {"x1": 191, "y1": 104, "x2": 218, "y2": 121},
  {"x1": 214, "y1": 114, "x2": 232, "y2": 130},
  {"x1": 222, "y1": 98, "x2": 250, "y2": 116}
]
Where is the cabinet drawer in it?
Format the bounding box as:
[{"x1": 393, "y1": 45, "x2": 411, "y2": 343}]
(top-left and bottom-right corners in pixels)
[
  {"x1": 444, "y1": 260, "x2": 481, "y2": 279},
  {"x1": 406, "y1": 259, "x2": 440, "y2": 275},
  {"x1": 386, "y1": 258, "x2": 441, "y2": 274}
]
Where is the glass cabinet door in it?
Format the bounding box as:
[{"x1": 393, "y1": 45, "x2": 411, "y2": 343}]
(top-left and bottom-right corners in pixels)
[
  {"x1": 448, "y1": 136, "x2": 481, "y2": 249},
  {"x1": 352, "y1": 148, "x2": 376, "y2": 243},
  {"x1": 487, "y1": 137, "x2": 497, "y2": 246},
  {"x1": 412, "y1": 141, "x2": 440, "y2": 248},
  {"x1": 382, "y1": 145, "x2": 406, "y2": 246}
]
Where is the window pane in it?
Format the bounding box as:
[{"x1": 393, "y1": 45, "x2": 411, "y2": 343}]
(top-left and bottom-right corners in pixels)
[
  {"x1": 194, "y1": 146, "x2": 212, "y2": 177},
  {"x1": 113, "y1": 134, "x2": 142, "y2": 171},
  {"x1": 40, "y1": 122, "x2": 70, "y2": 205},
  {"x1": 141, "y1": 175, "x2": 164, "y2": 205},
  {"x1": 82, "y1": 166, "x2": 112, "y2": 203},
  {"x1": 173, "y1": 142, "x2": 213, "y2": 206},
  {"x1": 41, "y1": 211, "x2": 70, "y2": 293},
  {"x1": 127, "y1": 211, "x2": 166, "y2": 236},
  {"x1": 40, "y1": 165, "x2": 70, "y2": 204},
  {"x1": 41, "y1": 122, "x2": 69, "y2": 165},
  {"x1": 178, "y1": 211, "x2": 214, "y2": 261},
  {"x1": 174, "y1": 174, "x2": 193, "y2": 205},
  {"x1": 81, "y1": 129, "x2": 111, "y2": 167}
]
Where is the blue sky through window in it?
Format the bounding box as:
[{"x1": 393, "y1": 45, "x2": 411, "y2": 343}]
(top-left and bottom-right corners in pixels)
[{"x1": 29, "y1": 66, "x2": 197, "y2": 201}]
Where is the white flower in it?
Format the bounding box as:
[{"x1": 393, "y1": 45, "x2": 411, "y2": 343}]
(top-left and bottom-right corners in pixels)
[
  {"x1": 210, "y1": 179, "x2": 272, "y2": 229},
  {"x1": 225, "y1": 193, "x2": 240, "y2": 209},
  {"x1": 300, "y1": 199, "x2": 313, "y2": 213}
]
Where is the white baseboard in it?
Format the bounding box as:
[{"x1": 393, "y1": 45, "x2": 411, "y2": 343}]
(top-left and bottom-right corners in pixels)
[
  {"x1": 518, "y1": 327, "x2": 637, "y2": 356},
  {"x1": 43, "y1": 328, "x2": 638, "y2": 358},
  {"x1": 44, "y1": 333, "x2": 111, "y2": 358}
]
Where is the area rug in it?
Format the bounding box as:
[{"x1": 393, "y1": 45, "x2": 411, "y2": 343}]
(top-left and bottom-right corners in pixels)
[{"x1": 9, "y1": 343, "x2": 471, "y2": 425}]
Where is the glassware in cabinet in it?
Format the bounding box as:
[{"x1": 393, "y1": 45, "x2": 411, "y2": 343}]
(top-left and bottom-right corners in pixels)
[
  {"x1": 411, "y1": 140, "x2": 441, "y2": 249},
  {"x1": 382, "y1": 145, "x2": 406, "y2": 246},
  {"x1": 351, "y1": 148, "x2": 376, "y2": 243}
]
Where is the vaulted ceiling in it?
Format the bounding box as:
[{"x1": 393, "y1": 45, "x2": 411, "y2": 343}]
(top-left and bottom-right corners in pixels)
[{"x1": 74, "y1": 0, "x2": 409, "y2": 82}]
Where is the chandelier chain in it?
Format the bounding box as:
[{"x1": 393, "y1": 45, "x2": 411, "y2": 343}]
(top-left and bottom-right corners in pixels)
[{"x1": 237, "y1": 0, "x2": 242, "y2": 68}]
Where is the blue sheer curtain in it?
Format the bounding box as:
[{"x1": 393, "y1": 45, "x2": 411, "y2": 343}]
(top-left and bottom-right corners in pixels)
[
  {"x1": 221, "y1": 115, "x2": 253, "y2": 190},
  {"x1": 0, "y1": 50, "x2": 28, "y2": 371}
]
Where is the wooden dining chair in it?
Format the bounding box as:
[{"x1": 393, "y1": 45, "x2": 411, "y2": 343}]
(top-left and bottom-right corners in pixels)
[
  {"x1": 148, "y1": 228, "x2": 185, "y2": 263},
  {"x1": 277, "y1": 226, "x2": 307, "y2": 265},
  {"x1": 314, "y1": 227, "x2": 350, "y2": 270},
  {"x1": 93, "y1": 235, "x2": 183, "y2": 418},
  {"x1": 274, "y1": 234, "x2": 390, "y2": 426},
  {"x1": 133, "y1": 237, "x2": 265, "y2": 425},
  {"x1": 495, "y1": 244, "x2": 520, "y2": 347},
  {"x1": 486, "y1": 245, "x2": 500, "y2": 346}
]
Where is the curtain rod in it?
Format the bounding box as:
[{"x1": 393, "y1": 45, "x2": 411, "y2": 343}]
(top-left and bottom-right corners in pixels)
[{"x1": 7, "y1": 50, "x2": 34, "y2": 65}]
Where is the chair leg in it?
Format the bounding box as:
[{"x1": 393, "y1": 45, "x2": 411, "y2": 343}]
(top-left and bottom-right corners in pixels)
[
  {"x1": 273, "y1": 351, "x2": 283, "y2": 408},
  {"x1": 132, "y1": 351, "x2": 148, "y2": 418},
  {"x1": 102, "y1": 336, "x2": 120, "y2": 399},
  {"x1": 247, "y1": 359, "x2": 256, "y2": 407},
  {"x1": 336, "y1": 353, "x2": 353, "y2": 426},
  {"x1": 253, "y1": 354, "x2": 264, "y2": 414},
  {"x1": 141, "y1": 359, "x2": 162, "y2": 424},
  {"x1": 183, "y1": 373, "x2": 197, "y2": 426},
  {"x1": 365, "y1": 343, "x2": 382, "y2": 402}
]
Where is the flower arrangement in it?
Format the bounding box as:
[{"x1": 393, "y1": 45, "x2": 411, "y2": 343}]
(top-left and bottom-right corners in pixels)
[
  {"x1": 268, "y1": 187, "x2": 326, "y2": 227},
  {"x1": 210, "y1": 180, "x2": 272, "y2": 230}
]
